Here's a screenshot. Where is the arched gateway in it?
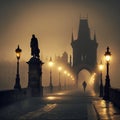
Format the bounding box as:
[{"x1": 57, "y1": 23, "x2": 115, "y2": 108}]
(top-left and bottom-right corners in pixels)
[{"x1": 71, "y1": 18, "x2": 98, "y2": 86}]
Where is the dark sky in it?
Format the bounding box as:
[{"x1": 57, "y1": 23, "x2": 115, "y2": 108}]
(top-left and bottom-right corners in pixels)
[{"x1": 0, "y1": 0, "x2": 120, "y2": 89}]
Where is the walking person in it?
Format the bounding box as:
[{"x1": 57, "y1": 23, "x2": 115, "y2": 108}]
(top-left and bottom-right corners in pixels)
[{"x1": 82, "y1": 81, "x2": 87, "y2": 92}]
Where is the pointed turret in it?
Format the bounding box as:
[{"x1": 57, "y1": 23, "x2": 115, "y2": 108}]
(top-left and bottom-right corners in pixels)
[
  {"x1": 71, "y1": 32, "x2": 74, "y2": 43},
  {"x1": 78, "y1": 19, "x2": 90, "y2": 41},
  {"x1": 70, "y1": 55, "x2": 72, "y2": 67}
]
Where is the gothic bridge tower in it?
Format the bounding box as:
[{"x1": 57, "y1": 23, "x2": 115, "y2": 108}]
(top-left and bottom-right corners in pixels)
[{"x1": 71, "y1": 19, "x2": 98, "y2": 86}]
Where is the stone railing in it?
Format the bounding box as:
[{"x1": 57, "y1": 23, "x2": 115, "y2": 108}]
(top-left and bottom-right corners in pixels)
[
  {"x1": 0, "y1": 86, "x2": 71, "y2": 108},
  {"x1": 0, "y1": 89, "x2": 27, "y2": 108},
  {"x1": 109, "y1": 88, "x2": 120, "y2": 108}
]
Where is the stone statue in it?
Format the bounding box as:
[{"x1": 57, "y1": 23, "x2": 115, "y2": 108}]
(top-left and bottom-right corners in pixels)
[{"x1": 30, "y1": 34, "x2": 40, "y2": 58}]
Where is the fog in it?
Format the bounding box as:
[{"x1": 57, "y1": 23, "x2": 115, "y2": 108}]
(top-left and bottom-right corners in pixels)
[{"x1": 0, "y1": 0, "x2": 120, "y2": 90}]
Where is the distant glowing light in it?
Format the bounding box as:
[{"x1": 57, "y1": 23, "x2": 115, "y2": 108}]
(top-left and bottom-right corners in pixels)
[
  {"x1": 57, "y1": 92, "x2": 64, "y2": 95},
  {"x1": 89, "y1": 73, "x2": 96, "y2": 85},
  {"x1": 72, "y1": 78, "x2": 75, "y2": 81},
  {"x1": 64, "y1": 70, "x2": 67, "y2": 74},
  {"x1": 48, "y1": 57, "x2": 53, "y2": 67},
  {"x1": 58, "y1": 66, "x2": 62, "y2": 71},
  {"x1": 99, "y1": 64, "x2": 104, "y2": 71},
  {"x1": 49, "y1": 62, "x2": 53, "y2": 67},
  {"x1": 67, "y1": 73, "x2": 70, "y2": 77}
]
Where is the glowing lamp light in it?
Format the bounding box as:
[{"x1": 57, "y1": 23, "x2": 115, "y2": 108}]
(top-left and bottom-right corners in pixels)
[
  {"x1": 58, "y1": 66, "x2": 62, "y2": 71},
  {"x1": 64, "y1": 70, "x2": 67, "y2": 74},
  {"x1": 67, "y1": 73, "x2": 70, "y2": 77},
  {"x1": 15, "y1": 45, "x2": 22, "y2": 59},
  {"x1": 48, "y1": 57, "x2": 53, "y2": 67},
  {"x1": 105, "y1": 55, "x2": 111, "y2": 62},
  {"x1": 99, "y1": 61, "x2": 104, "y2": 71},
  {"x1": 72, "y1": 78, "x2": 75, "y2": 81},
  {"x1": 104, "y1": 47, "x2": 111, "y2": 62}
]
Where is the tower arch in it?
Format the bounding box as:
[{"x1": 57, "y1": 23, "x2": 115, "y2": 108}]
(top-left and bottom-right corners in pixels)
[{"x1": 77, "y1": 69, "x2": 91, "y2": 89}]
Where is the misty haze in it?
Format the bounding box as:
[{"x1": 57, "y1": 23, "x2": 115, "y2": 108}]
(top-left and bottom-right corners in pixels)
[
  {"x1": 0, "y1": 0, "x2": 120, "y2": 90},
  {"x1": 0, "y1": 1, "x2": 120, "y2": 120}
]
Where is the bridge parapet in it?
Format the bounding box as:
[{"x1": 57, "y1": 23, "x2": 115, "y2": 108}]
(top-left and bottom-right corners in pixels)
[
  {"x1": 0, "y1": 89, "x2": 27, "y2": 108},
  {"x1": 110, "y1": 88, "x2": 120, "y2": 108},
  {"x1": 0, "y1": 86, "x2": 73, "y2": 108}
]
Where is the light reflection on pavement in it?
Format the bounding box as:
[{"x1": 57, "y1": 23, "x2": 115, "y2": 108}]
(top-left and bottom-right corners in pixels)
[
  {"x1": 18, "y1": 104, "x2": 57, "y2": 120},
  {"x1": 0, "y1": 89, "x2": 105, "y2": 120},
  {"x1": 93, "y1": 100, "x2": 120, "y2": 120}
]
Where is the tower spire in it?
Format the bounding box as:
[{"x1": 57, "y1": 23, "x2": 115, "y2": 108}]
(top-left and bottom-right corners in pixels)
[
  {"x1": 70, "y1": 55, "x2": 72, "y2": 67},
  {"x1": 71, "y1": 31, "x2": 74, "y2": 43},
  {"x1": 94, "y1": 30, "x2": 96, "y2": 41},
  {"x1": 78, "y1": 18, "x2": 90, "y2": 40}
]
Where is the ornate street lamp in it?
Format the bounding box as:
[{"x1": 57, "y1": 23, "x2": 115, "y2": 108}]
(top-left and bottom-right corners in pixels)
[
  {"x1": 64, "y1": 70, "x2": 67, "y2": 89},
  {"x1": 14, "y1": 45, "x2": 22, "y2": 90},
  {"x1": 58, "y1": 66, "x2": 62, "y2": 90},
  {"x1": 48, "y1": 57, "x2": 53, "y2": 92},
  {"x1": 99, "y1": 61, "x2": 104, "y2": 97},
  {"x1": 104, "y1": 46, "x2": 111, "y2": 100}
]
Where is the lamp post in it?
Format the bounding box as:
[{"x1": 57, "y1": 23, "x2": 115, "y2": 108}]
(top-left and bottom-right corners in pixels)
[
  {"x1": 64, "y1": 70, "x2": 67, "y2": 89},
  {"x1": 14, "y1": 45, "x2": 22, "y2": 90},
  {"x1": 71, "y1": 75, "x2": 75, "y2": 88},
  {"x1": 104, "y1": 46, "x2": 111, "y2": 100},
  {"x1": 67, "y1": 73, "x2": 70, "y2": 89},
  {"x1": 72, "y1": 78, "x2": 75, "y2": 88},
  {"x1": 99, "y1": 61, "x2": 104, "y2": 97},
  {"x1": 48, "y1": 57, "x2": 53, "y2": 92},
  {"x1": 58, "y1": 66, "x2": 62, "y2": 90}
]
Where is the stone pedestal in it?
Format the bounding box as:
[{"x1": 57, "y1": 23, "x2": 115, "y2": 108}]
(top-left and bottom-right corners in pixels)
[{"x1": 27, "y1": 57, "x2": 43, "y2": 97}]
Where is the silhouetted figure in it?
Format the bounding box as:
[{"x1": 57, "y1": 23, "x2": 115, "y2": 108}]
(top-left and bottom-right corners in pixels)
[
  {"x1": 30, "y1": 34, "x2": 40, "y2": 58},
  {"x1": 82, "y1": 81, "x2": 87, "y2": 92}
]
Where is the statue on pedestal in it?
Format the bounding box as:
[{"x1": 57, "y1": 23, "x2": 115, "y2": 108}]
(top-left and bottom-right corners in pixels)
[
  {"x1": 27, "y1": 34, "x2": 43, "y2": 97},
  {"x1": 30, "y1": 34, "x2": 40, "y2": 58}
]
